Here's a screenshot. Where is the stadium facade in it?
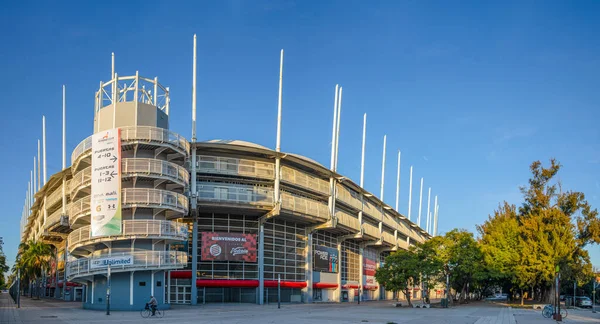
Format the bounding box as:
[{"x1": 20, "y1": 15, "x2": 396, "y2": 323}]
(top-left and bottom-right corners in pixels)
[{"x1": 18, "y1": 38, "x2": 437, "y2": 310}]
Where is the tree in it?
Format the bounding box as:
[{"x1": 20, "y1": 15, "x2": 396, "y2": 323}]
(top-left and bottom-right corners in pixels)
[
  {"x1": 478, "y1": 202, "x2": 524, "y2": 302},
  {"x1": 19, "y1": 240, "x2": 53, "y2": 299},
  {"x1": 517, "y1": 159, "x2": 598, "y2": 303},
  {"x1": 0, "y1": 242, "x2": 9, "y2": 289},
  {"x1": 375, "y1": 248, "x2": 421, "y2": 307},
  {"x1": 437, "y1": 229, "x2": 484, "y2": 304}
]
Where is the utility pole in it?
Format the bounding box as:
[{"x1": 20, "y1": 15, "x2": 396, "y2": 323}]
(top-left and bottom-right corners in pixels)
[
  {"x1": 106, "y1": 265, "x2": 111, "y2": 315},
  {"x1": 592, "y1": 277, "x2": 597, "y2": 313},
  {"x1": 277, "y1": 274, "x2": 281, "y2": 309}
]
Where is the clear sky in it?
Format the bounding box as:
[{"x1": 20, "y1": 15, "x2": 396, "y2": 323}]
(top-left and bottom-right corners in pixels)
[{"x1": 1, "y1": 1, "x2": 598, "y2": 271}]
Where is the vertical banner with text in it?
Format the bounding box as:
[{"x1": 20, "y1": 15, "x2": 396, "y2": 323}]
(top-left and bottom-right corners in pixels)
[{"x1": 91, "y1": 128, "x2": 122, "y2": 237}]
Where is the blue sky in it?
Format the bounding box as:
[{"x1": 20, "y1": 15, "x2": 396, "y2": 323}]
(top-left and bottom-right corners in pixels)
[{"x1": 1, "y1": 1, "x2": 598, "y2": 271}]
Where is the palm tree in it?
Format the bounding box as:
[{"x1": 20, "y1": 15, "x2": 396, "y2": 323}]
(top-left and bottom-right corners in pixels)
[{"x1": 19, "y1": 240, "x2": 53, "y2": 299}]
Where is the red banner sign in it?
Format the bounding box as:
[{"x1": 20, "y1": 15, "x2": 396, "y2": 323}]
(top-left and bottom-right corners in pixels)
[
  {"x1": 364, "y1": 258, "x2": 377, "y2": 276},
  {"x1": 201, "y1": 232, "x2": 257, "y2": 262}
]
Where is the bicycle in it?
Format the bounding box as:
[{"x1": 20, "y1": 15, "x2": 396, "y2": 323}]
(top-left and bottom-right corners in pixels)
[
  {"x1": 542, "y1": 304, "x2": 567, "y2": 319},
  {"x1": 140, "y1": 303, "x2": 165, "y2": 318}
]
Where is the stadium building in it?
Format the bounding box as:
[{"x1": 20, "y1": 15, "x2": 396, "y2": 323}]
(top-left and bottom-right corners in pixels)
[{"x1": 18, "y1": 37, "x2": 438, "y2": 310}]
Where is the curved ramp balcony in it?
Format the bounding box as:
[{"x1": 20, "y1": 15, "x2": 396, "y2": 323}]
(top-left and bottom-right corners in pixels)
[
  {"x1": 69, "y1": 158, "x2": 189, "y2": 199},
  {"x1": 196, "y1": 182, "x2": 274, "y2": 211},
  {"x1": 197, "y1": 155, "x2": 274, "y2": 180},
  {"x1": 382, "y1": 231, "x2": 396, "y2": 247},
  {"x1": 45, "y1": 180, "x2": 71, "y2": 210},
  {"x1": 280, "y1": 192, "x2": 329, "y2": 223},
  {"x1": 71, "y1": 126, "x2": 190, "y2": 171},
  {"x1": 362, "y1": 222, "x2": 381, "y2": 240},
  {"x1": 281, "y1": 166, "x2": 329, "y2": 196},
  {"x1": 68, "y1": 220, "x2": 188, "y2": 253},
  {"x1": 69, "y1": 188, "x2": 189, "y2": 227},
  {"x1": 336, "y1": 184, "x2": 363, "y2": 211},
  {"x1": 66, "y1": 251, "x2": 187, "y2": 280},
  {"x1": 335, "y1": 210, "x2": 360, "y2": 232}
]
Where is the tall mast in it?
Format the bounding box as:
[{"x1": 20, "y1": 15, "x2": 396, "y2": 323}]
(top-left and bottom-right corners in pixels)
[
  {"x1": 407, "y1": 166, "x2": 413, "y2": 220},
  {"x1": 380, "y1": 135, "x2": 387, "y2": 200},
  {"x1": 395, "y1": 150, "x2": 401, "y2": 211},
  {"x1": 360, "y1": 113, "x2": 367, "y2": 188}
]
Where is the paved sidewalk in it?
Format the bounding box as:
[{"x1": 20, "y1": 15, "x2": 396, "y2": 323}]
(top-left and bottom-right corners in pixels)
[
  {"x1": 0, "y1": 293, "x2": 21, "y2": 324},
  {"x1": 2, "y1": 295, "x2": 599, "y2": 324},
  {"x1": 512, "y1": 307, "x2": 600, "y2": 323}
]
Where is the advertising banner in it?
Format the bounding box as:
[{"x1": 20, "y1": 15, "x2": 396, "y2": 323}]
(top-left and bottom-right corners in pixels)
[
  {"x1": 91, "y1": 128, "x2": 122, "y2": 237},
  {"x1": 90, "y1": 255, "x2": 133, "y2": 269},
  {"x1": 201, "y1": 232, "x2": 257, "y2": 262},
  {"x1": 313, "y1": 245, "x2": 338, "y2": 273},
  {"x1": 364, "y1": 257, "x2": 377, "y2": 285},
  {"x1": 57, "y1": 250, "x2": 65, "y2": 270}
]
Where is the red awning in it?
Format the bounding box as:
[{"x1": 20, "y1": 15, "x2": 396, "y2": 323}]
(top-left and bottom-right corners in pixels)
[
  {"x1": 363, "y1": 285, "x2": 379, "y2": 291},
  {"x1": 194, "y1": 279, "x2": 307, "y2": 289},
  {"x1": 170, "y1": 270, "x2": 192, "y2": 279},
  {"x1": 342, "y1": 284, "x2": 360, "y2": 289},
  {"x1": 313, "y1": 282, "x2": 338, "y2": 289}
]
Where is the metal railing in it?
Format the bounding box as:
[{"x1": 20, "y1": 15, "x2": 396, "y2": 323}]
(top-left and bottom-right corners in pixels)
[
  {"x1": 280, "y1": 192, "x2": 329, "y2": 221},
  {"x1": 123, "y1": 188, "x2": 188, "y2": 214},
  {"x1": 281, "y1": 166, "x2": 329, "y2": 195},
  {"x1": 68, "y1": 188, "x2": 188, "y2": 225},
  {"x1": 66, "y1": 251, "x2": 188, "y2": 279},
  {"x1": 196, "y1": 182, "x2": 274, "y2": 207},
  {"x1": 336, "y1": 184, "x2": 363, "y2": 210},
  {"x1": 362, "y1": 222, "x2": 380, "y2": 239},
  {"x1": 71, "y1": 126, "x2": 190, "y2": 165},
  {"x1": 68, "y1": 220, "x2": 188, "y2": 250},
  {"x1": 336, "y1": 209, "x2": 360, "y2": 230},
  {"x1": 69, "y1": 197, "x2": 91, "y2": 225},
  {"x1": 70, "y1": 158, "x2": 188, "y2": 197},
  {"x1": 197, "y1": 155, "x2": 274, "y2": 179}
]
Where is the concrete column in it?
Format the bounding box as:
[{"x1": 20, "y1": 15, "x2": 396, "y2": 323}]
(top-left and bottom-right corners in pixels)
[
  {"x1": 359, "y1": 245, "x2": 364, "y2": 302},
  {"x1": 167, "y1": 271, "x2": 171, "y2": 304},
  {"x1": 191, "y1": 218, "x2": 198, "y2": 305},
  {"x1": 336, "y1": 241, "x2": 342, "y2": 302},
  {"x1": 304, "y1": 232, "x2": 313, "y2": 303},
  {"x1": 151, "y1": 271, "x2": 155, "y2": 299},
  {"x1": 55, "y1": 248, "x2": 60, "y2": 299},
  {"x1": 130, "y1": 272, "x2": 134, "y2": 305},
  {"x1": 258, "y1": 224, "x2": 265, "y2": 304}
]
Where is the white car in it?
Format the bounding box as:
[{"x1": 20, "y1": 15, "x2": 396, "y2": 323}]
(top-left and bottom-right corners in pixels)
[{"x1": 576, "y1": 297, "x2": 593, "y2": 308}]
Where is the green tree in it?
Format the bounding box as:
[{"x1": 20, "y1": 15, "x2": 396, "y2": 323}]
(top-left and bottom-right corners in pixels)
[
  {"x1": 19, "y1": 240, "x2": 53, "y2": 299},
  {"x1": 0, "y1": 242, "x2": 9, "y2": 289},
  {"x1": 375, "y1": 248, "x2": 420, "y2": 307},
  {"x1": 517, "y1": 159, "x2": 597, "y2": 303},
  {"x1": 477, "y1": 202, "x2": 524, "y2": 302}
]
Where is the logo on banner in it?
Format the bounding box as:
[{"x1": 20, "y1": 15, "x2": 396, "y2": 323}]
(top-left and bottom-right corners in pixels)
[
  {"x1": 209, "y1": 244, "x2": 222, "y2": 257},
  {"x1": 90, "y1": 255, "x2": 133, "y2": 269}
]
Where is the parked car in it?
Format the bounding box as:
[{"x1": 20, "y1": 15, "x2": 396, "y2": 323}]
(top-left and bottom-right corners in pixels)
[
  {"x1": 575, "y1": 296, "x2": 593, "y2": 308},
  {"x1": 559, "y1": 294, "x2": 565, "y2": 301}
]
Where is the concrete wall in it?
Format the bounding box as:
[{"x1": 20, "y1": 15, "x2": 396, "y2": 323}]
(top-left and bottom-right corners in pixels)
[
  {"x1": 94, "y1": 102, "x2": 166, "y2": 132},
  {"x1": 83, "y1": 271, "x2": 167, "y2": 311}
]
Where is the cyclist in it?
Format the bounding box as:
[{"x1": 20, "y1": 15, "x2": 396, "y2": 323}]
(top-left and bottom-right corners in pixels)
[{"x1": 147, "y1": 295, "x2": 158, "y2": 316}]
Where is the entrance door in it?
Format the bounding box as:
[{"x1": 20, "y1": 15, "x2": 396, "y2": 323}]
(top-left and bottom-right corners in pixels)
[{"x1": 74, "y1": 288, "x2": 83, "y2": 301}]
